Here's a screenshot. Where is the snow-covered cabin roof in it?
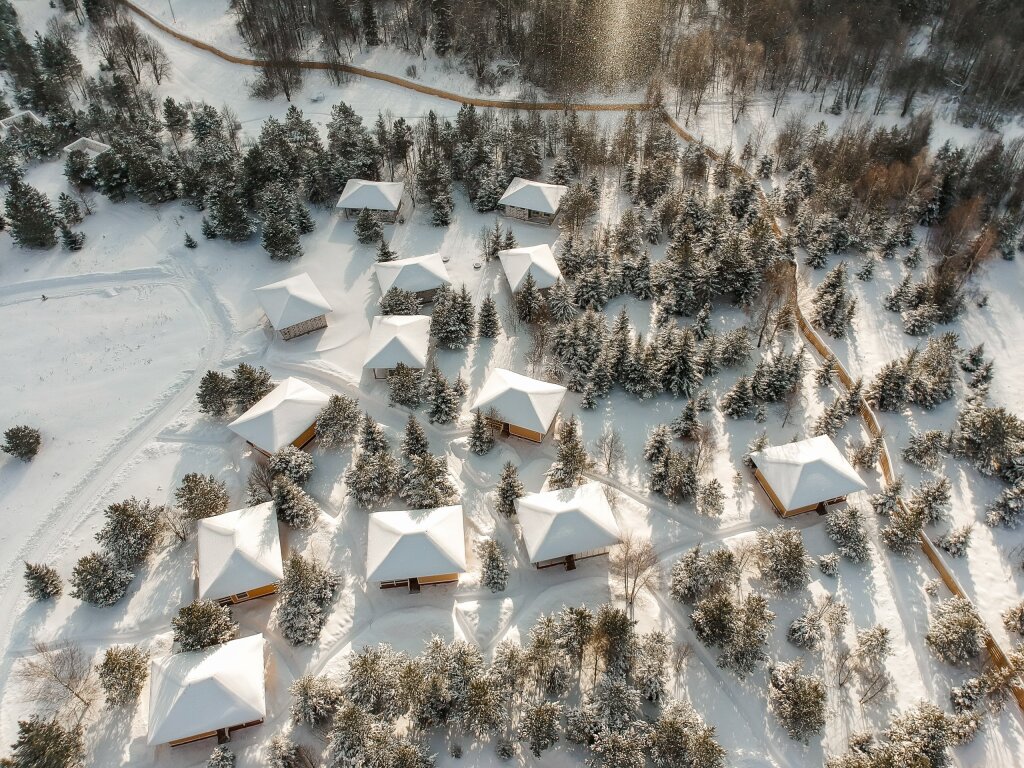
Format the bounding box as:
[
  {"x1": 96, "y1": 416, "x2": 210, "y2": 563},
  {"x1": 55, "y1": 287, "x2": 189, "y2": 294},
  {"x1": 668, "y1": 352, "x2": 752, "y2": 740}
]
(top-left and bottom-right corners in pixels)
[
  {"x1": 197, "y1": 503, "x2": 284, "y2": 601},
  {"x1": 498, "y1": 177, "x2": 568, "y2": 214},
  {"x1": 516, "y1": 482, "x2": 621, "y2": 563},
  {"x1": 366, "y1": 506, "x2": 467, "y2": 582},
  {"x1": 253, "y1": 273, "x2": 332, "y2": 330},
  {"x1": 0, "y1": 110, "x2": 43, "y2": 136},
  {"x1": 374, "y1": 253, "x2": 452, "y2": 295},
  {"x1": 147, "y1": 634, "x2": 266, "y2": 745},
  {"x1": 335, "y1": 179, "x2": 404, "y2": 211},
  {"x1": 749, "y1": 435, "x2": 868, "y2": 511},
  {"x1": 62, "y1": 136, "x2": 111, "y2": 159},
  {"x1": 363, "y1": 315, "x2": 430, "y2": 370},
  {"x1": 470, "y1": 368, "x2": 567, "y2": 434},
  {"x1": 497, "y1": 244, "x2": 562, "y2": 292},
  {"x1": 227, "y1": 377, "x2": 330, "y2": 455}
]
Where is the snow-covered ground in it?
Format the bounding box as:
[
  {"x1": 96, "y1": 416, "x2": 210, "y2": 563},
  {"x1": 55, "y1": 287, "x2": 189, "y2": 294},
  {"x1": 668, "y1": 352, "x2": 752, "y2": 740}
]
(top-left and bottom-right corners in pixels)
[{"x1": 2, "y1": 2, "x2": 1024, "y2": 766}]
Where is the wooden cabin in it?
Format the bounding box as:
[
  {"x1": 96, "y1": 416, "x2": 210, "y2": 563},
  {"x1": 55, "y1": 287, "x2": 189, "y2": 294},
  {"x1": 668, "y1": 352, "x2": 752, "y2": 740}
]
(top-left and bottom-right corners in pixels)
[
  {"x1": 516, "y1": 482, "x2": 621, "y2": 569},
  {"x1": 197, "y1": 503, "x2": 283, "y2": 605},
  {"x1": 254, "y1": 273, "x2": 332, "y2": 341},
  {"x1": 336, "y1": 179, "x2": 405, "y2": 223},
  {"x1": 471, "y1": 368, "x2": 567, "y2": 443},
  {"x1": 366, "y1": 506, "x2": 467, "y2": 593},
  {"x1": 497, "y1": 178, "x2": 568, "y2": 225},
  {"x1": 227, "y1": 377, "x2": 330, "y2": 458}
]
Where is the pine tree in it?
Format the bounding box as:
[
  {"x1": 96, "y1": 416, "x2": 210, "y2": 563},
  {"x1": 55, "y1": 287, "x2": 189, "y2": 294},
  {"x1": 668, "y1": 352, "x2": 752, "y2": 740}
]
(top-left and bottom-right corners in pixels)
[
  {"x1": 519, "y1": 701, "x2": 561, "y2": 757},
  {"x1": 173, "y1": 599, "x2": 238, "y2": 652},
  {"x1": 275, "y1": 551, "x2": 341, "y2": 646},
  {"x1": 812, "y1": 262, "x2": 857, "y2": 338},
  {"x1": 95, "y1": 497, "x2": 164, "y2": 567},
  {"x1": 987, "y1": 484, "x2": 1024, "y2": 529},
  {"x1": 184, "y1": 232, "x2": 198, "y2": 249},
  {"x1": 908, "y1": 477, "x2": 951, "y2": 525},
  {"x1": 2, "y1": 425, "x2": 41, "y2": 461},
  {"x1": 290, "y1": 674, "x2": 345, "y2": 730},
  {"x1": 477, "y1": 295, "x2": 500, "y2": 338},
  {"x1": 757, "y1": 526, "x2": 811, "y2": 592},
  {"x1": 316, "y1": 394, "x2": 361, "y2": 448},
  {"x1": 717, "y1": 592, "x2": 775, "y2": 678},
  {"x1": 400, "y1": 452, "x2": 456, "y2": 508},
  {"x1": 4, "y1": 179, "x2": 57, "y2": 248},
  {"x1": 379, "y1": 286, "x2": 421, "y2": 315},
  {"x1": 903, "y1": 430, "x2": 947, "y2": 469},
  {"x1": 469, "y1": 410, "x2": 494, "y2": 455},
  {"x1": 202, "y1": 216, "x2": 217, "y2": 239},
  {"x1": 354, "y1": 208, "x2": 383, "y2": 244},
  {"x1": 768, "y1": 659, "x2": 827, "y2": 743},
  {"x1": 361, "y1": 0, "x2": 381, "y2": 45},
  {"x1": 400, "y1": 414, "x2": 429, "y2": 462},
  {"x1": 345, "y1": 433, "x2": 400, "y2": 509},
  {"x1": 388, "y1": 362, "x2": 422, "y2": 408},
  {"x1": 720, "y1": 376, "x2": 755, "y2": 418},
  {"x1": 97, "y1": 645, "x2": 149, "y2": 706},
  {"x1": 516, "y1": 272, "x2": 545, "y2": 324},
  {"x1": 24, "y1": 562, "x2": 62, "y2": 601},
  {"x1": 270, "y1": 446, "x2": 315, "y2": 485},
  {"x1": 2, "y1": 716, "x2": 84, "y2": 768},
  {"x1": 197, "y1": 370, "x2": 233, "y2": 417},
  {"x1": 376, "y1": 238, "x2": 397, "y2": 262},
  {"x1": 871, "y1": 481, "x2": 904, "y2": 518},
  {"x1": 547, "y1": 279, "x2": 577, "y2": 323},
  {"x1": 424, "y1": 367, "x2": 460, "y2": 424},
  {"x1": 495, "y1": 461, "x2": 524, "y2": 518},
  {"x1": 936, "y1": 524, "x2": 973, "y2": 557},
  {"x1": 825, "y1": 505, "x2": 871, "y2": 562},
  {"x1": 1003, "y1": 601, "x2": 1024, "y2": 636},
  {"x1": 650, "y1": 700, "x2": 726, "y2": 768},
  {"x1": 697, "y1": 479, "x2": 725, "y2": 517},
  {"x1": 272, "y1": 476, "x2": 320, "y2": 528},
  {"x1": 431, "y1": 284, "x2": 474, "y2": 349},
  {"x1": 547, "y1": 417, "x2": 590, "y2": 489},
  {"x1": 478, "y1": 538, "x2": 509, "y2": 592},
  {"x1": 882, "y1": 503, "x2": 926, "y2": 555},
  {"x1": 926, "y1": 597, "x2": 985, "y2": 665},
  {"x1": 206, "y1": 182, "x2": 254, "y2": 242},
  {"x1": 208, "y1": 746, "x2": 235, "y2": 768},
  {"x1": 69, "y1": 552, "x2": 134, "y2": 606}
]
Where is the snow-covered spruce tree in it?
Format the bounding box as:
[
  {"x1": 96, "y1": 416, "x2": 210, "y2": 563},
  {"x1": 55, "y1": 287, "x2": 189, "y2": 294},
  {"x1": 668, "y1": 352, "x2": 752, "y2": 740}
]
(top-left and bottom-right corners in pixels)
[
  {"x1": 819, "y1": 553, "x2": 840, "y2": 577},
  {"x1": 936, "y1": 524, "x2": 973, "y2": 557},
  {"x1": 97, "y1": 645, "x2": 149, "y2": 707},
  {"x1": 515, "y1": 272, "x2": 545, "y2": 325},
  {"x1": 375, "y1": 238, "x2": 396, "y2": 262},
  {"x1": 669, "y1": 544, "x2": 737, "y2": 605},
  {"x1": 825, "y1": 505, "x2": 871, "y2": 563},
  {"x1": 206, "y1": 182, "x2": 255, "y2": 242},
  {"x1": 431, "y1": 284, "x2": 475, "y2": 349},
  {"x1": 719, "y1": 327, "x2": 752, "y2": 368},
  {"x1": 231, "y1": 363, "x2": 274, "y2": 411},
  {"x1": 70, "y1": 552, "x2": 134, "y2": 607},
  {"x1": 866, "y1": 356, "x2": 911, "y2": 412},
  {"x1": 172, "y1": 600, "x2": 238, "y2": 652},
  {"x1": 1003, "y1": 601, "x2": 1024, "y2": 636},
  {"x1": 902, "y1": 430, "x2": 947, "y2": 469},
  {"x1": 342, "y1": 643, "x2": 407, "y2": 721},
  {"x1": 589, "y1": 675, "x2": 642, "y2": 732},
  {"x1": 649, "y1": 700, "x2": 726, "y2": 768},
  {"x1": 882, "y1": 500, "x2": 926, "y2": 555},
  {"x1": 400, "y1": 414, "x2": 429, "y2": 462},
  {"x1": 870, "y1": 477, "x2": 904, "y2": 517},
  {"x1": 519, "y1": 701, "x2": 561, "y2": 758},
  {"x1": 477, "y1": 295, "x2": 500, "y2": 339},
  {"x1": 691, "y1": 591, "x2": 737, "y2": 648},
  {"x1": 926, "y1": 597, "x2": 986, "y2": 666},
  {"x1": 208, "y1": 746, "x2": 235, "y2": 768},
  {"x1": 884, "y1": 274, "x2": 914, "y2": 312},
  {"x1": 495, "y1": 461, "x2": 524, "y2": 518},
  {"x1": 588, "y1": 728, "x2": 648, "y2": 768},
  {"x1": 469, "y1": 410, "x2": 494, "y2": 455},
  {"x1": 197, "y1": 370, "x2": 234, "y2": 417},
  {"x1": 354, "y1": 208, "x2": 383, "y2": 244},
  {"x1": 345, "y1": 418, "x2": 400, "y2": 508},
  {"x1": 908, "y1": 477, "x2": 951, "y2": 525},
  {"x1": 174, "y1": 473, "x2": 229, "y2": 521},
  {"x1": 987, "y1": 484, "x2": 1024, "y2": 529},
  {"x1": 272, "y1": 476, "x2": 320, "y2": 529},
  {"x1": 720, "y1": 376, "x2": 755, "y2": 418},
  {"x1": 4, "y1": 179, "x2": 58, "y2": 248},
  {"x1": 201, "y1": 216, "x2": 217, "y2": 239},
  {"x1": 270, "y1": 446, "x2": 315, "y2": 485},
  {"x1": 811, "y1": 262, "x2": 857, "y2": 338},
  {"x1": 388, "y1": 363, "x2": 421, "y2": 409},
  {"x1": 547, "y1": 416, "x2": 591, "y2": 489},
  {"x1": 316, "y1": 394, "x2": 361, "y2": 449},
  {"x1": 814, "y1": 396, "x2": 851, "y2": 438},
  {"x1": 276, "y1": 550, "x2": 341, "y2": 646},
  {"x1": 95, "y1": 498, "x2": 164, "y2": 568},
  {"x1": 289, "y1": 674, "x2": 345, "y2": 730},
  {"x1": 2, "y1": 425, "x2": 41, "y2": 461},
  {"x1": 547, "y1": 279, "x2": 577, "y2": 324},
  {"x1": 424, "y1": 367, "x2": 461, "y2": 424},
  {"x1": 635, "y1": 630, "x2": 670, "y2": 704},
  {"x1": 378, "y1": 286, "x2": 421, "y2": 315},
  {"x1": 769, "y1": 659, "x2": 827, "y2": 743},
  {"x1": 960, "y1": 343, "x2": 986, "y2": 373},
  {"x1": 757, "y1": 526, "x2": 811, "y2": 592},
  {"x1": 903, "y1": 303, "x2": 939, "y2": 336},
  {"x1": 697, "y1": 479, "x2": 725, "y2": 517},
  {"x1": 24, "y1": 562, "x2": 62, "y2": 601},
  {"x1": 324, "y1": 698, "x2": 371, "y2": 765},
  {"x1": 258, "y1": 184, "x2": 304, "y2": 262},
  {"x1": 2, "y1": 716, "x2": 84, "y2": 768},
  {"x1": 184, "y1": 232, "x2": 198, "y2": 249},
  {"x1": 478, "y1": 537, "x2": 509, "y2": 593},
  {"x1": 399, "y1": 453, "x2": 456, "y2": 509},
  {"x1": 849, "y1": 435, "x2": 884, "y2": 470},
  {"x1": 718, "y1": 592, "x2": 775, "y2": 678},
  {"x1": 268, "y1": 734, "x2": 313, "y2": 768}
]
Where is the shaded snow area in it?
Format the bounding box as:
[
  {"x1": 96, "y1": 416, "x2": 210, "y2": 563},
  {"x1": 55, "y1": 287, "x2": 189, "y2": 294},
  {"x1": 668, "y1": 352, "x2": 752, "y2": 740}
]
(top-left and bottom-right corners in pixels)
[{"x1": 3, "y1": 3, "x2": 1024, "y2": 768}]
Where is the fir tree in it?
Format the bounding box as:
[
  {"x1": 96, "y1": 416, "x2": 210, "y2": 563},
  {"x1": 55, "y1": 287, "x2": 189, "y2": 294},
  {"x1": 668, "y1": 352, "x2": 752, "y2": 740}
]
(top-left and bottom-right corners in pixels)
[
  {"x1": 201, "y1": 216, "x2": 217, "y2": 239},
  {"x1": 184, "y1": 232, "x2": 198, "y2": 249},
  {"x1": 388, "y1": 363, "x2": 422, "y2": 408},
  {"x1": 882, "y1": 503, "x2": 926, "y2": 555},
  {"x1": 400, "y1": 414, "x2": 430, "y2": 462},
  {"x1": 231, "y1": 363, "x2": 274, "y2": 411},
  {"x1": 908, "y1": 477, "x2": 951, "y2": 525},
  {"x1": 477, "y1": 295, "x2": 500, "y2": 338},
  {"x1": 469, "y1": 410, "x2": 494, "y2": 455},
  {"x1": 172, "y1": 599, "x2": 238, "y2": 652},
  {"x1": 431, "y1": 284, "x2": 474, "y2": 349},
  {"x1": 24, "y1": 562, "x2": 62, "y2": 601},
  {"x1": 2, "y1": 716, "x2": 84, "y2": 768},
  {"x1": 1003, "y1": 601, "x2": 1024, "y2": 636},
  {"x1": 270, "y1": 446, "x2": 315, "y2": 485},
  {"x1": 669, "y1": 544, "x2": 737, "y2": 604},
  {"x1": 812, "y1": 262, "x2": 857, "y2": 338},
  {"x1": 379, "y1": 286, "x2": 421, "y2": 315},
  {"x1": 987, "y1": 484, "x2": 1024, "y2": 529},
  {"x1": 649, "y1": 700, "x2": 725, "y2": 768},
  {"x1": 2, "y1": 425, "x2": 41, "y2": 461},
  {"x1": 97, "y1": 645, "x2": 148, "y2": 707},
  {"x1": 926, "y1": 597, "x2": 986, "y2": 666},
  {"x1": 354, "y1": 208, "x2": 383, "y2": 244},
  {"x1": 716, "y1": 592, "x2": 775, "y2": 678},
  {"x1": 57, "y1": 193, "x2": 82, "y2": 226},
  {"x1": 361, "y1": 0, "x2": 381, "y2": 45},
  {"x1": 94, "y1": 497, "x2": 164, "y2": 568},
  {"x1": 867, "y1": 356, "x2": 911, "y2": 411},
  {"x1": 399, "y1": 453, "x2": 456, "y2": 509},
  {"x1": 903, "y1": 430, "x2": 947, "y2": 469},
  {"x1": 720, "y1": 376, "x2": 755, "y2": 418},
  {"x1": 424, "y1": 367, "x2": 460, "y2": 424},
  {"x1": 4, "y1": 179, "x2": 57, "y2": 248},
  {"x1": 478, "y1": 538, "x2": 509, "y2": 592},
  {"x1": 207, "y1": 746, "x2": 235, "y2": 768},
  {"x1": 516, "y1": 272, "x2": 545, "y2": 325},
  {"x1": 206, "y1": 182, "x2": 254, "y2": 242},
  {"x1": 275, "y1": 551, "x2": 341, "y2": 646},
  {"x1": 69, "y1": 552, "x2": 134, "y2": 606},
  {"x1": 495, "y1": 461, "x2": 524, "y2": 518},
  {"x1": 757, "y1": 526, "x2": 811, "y2": 592},
  {"x1": 316, "y1": 394, "x2": 361, "y2": 449},
  {"x1": 376, "y1": 238, "x2": 396, "y2": 262},
  {"x1": 547, "y1": 417, "x2": 591, "y2": 489},
  {"x1": 825, "y1": 505, "x2": 871, "y2": 562},
  {"x1": 697, "y1": 479, "x2": 725, "y2": 517},
  {"x1": 272, "y1": 476, "x2": 320, "y2": 529},
  {"x1": 289, "y1": 674, "x2": 345, "y2": 730},
  {"x1": 936, "y1": 524, "x2": 973, "y2": 557},
  {"x1": 345, "y1": 425, "x2": 400, "y2": 508},
  {"x1": 768, "y1": 659, "x2": 827, "y2": 743},
  {"x1": 519, "y1": 701, "x2": 561, "y2": 757}
]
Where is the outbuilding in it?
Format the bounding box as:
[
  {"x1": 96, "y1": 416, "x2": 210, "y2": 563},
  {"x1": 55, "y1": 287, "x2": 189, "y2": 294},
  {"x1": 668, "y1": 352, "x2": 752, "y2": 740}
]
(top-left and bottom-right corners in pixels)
[
  {"x1": 0, "y1": 110, "x2": 43, "y2": 139},
  {"x1": 336, "y1": 179, "x2": 405, "y2": 223},
  {"x1": 363, "y1": 314, "x2": 431, "y2": 380},
  {"x1": 366, "y1": 506, "x2": 467, "y2": 592},
  {"x1": 147, "y1": 634, "x2": 266, "y2": 747},
  {"x1": 471, "y1": 368, "x2": 567, "y2": 443},
  {"x1": 497, "y1": 244, "x2": 562, "y2": 293},
  {"x1": 197, "y1": 502, "x2": 284, "y2": 605},
  {"x1": 498, "y1": 177, "x2": 568, "y2": 225},
  {"x1": 515, "y1": 482, "x2": 621, "y2": 569},
  {"x1": 748, "y1": 434, "x2": 868, "y2": 517},
  {"x1": 374, "y1": 252, "x2": 451, "y2": 302},
  {"x1": 253, "y1": 273, "x2": 332, "y2": 340},
  {"x1": 61, "y1": 136, "x2": 111, "y2": 160},
  {"x1": 227, "y1": 377, "x2": 330, "y2": 457}
]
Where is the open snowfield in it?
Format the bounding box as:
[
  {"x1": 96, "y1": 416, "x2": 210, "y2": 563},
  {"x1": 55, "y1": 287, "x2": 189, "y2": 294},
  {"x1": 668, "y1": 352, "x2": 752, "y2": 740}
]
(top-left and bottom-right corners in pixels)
[{"x1": 3, "y1": 1, "x2": 1024, "y2": 767}]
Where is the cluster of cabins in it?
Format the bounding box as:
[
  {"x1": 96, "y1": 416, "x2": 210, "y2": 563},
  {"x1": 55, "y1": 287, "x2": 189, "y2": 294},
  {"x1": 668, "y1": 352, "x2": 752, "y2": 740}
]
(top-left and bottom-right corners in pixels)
[{"x1": 143, "y1": 174, "x2": 870, "y2": 750}]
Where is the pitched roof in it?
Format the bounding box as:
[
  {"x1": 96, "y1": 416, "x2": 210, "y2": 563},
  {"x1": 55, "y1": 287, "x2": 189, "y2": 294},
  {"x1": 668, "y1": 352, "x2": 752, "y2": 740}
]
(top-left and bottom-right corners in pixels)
[
  {"x1": 749, "y1": 434, "x2": 868, "y2": 511},
  {"x1": 253, "y1": 273, "x2": 332, "y2": 330},
  {"x1": 147, "y1": 635, "x2": 266, "y2": 745},
  {"x1": 516, "y1": 482, "x2": 621, "y2": 563},
  {"x1": 498, "y1": 177, "x2": 568, "y2": 214},
  {"x1": 375, "y1": 253, "x2": 451, "y2": 295},
  {"x1": 336, "y1": 179, "x2": 404, "y2": 211},
  {"x1": 363, "y1": 315, "x2": 430, "y2": 370},
  {"x1": 227, "y1": 377, "x2": 330, "y2": 454},
  {"x1": 62, "y1": 136, "x2": 111, "y2": 159},
  {"x1": 197, "y1": 503, "x2": 284, "y2": 601},
  {"x1": 471, "y1": 368, "x2": 567, "y2": 434},
  {"x1": 497, "y1": 244, "x2": 562, "y2": 292},
  {"x1": 366, "y1": 506, "x2": 467, "y2": 582}
]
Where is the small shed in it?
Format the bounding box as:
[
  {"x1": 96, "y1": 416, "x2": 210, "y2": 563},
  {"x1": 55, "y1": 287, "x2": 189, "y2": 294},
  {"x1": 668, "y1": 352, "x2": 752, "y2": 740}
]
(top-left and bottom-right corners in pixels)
[
  {"x1": 227, "y1": 377, "x2": 330, "y2": 457},
  {"x1": 516, "y1": 482, "x2": 622, "y2": 569},
  {"x1": 253, "y1": 273, "x2": 332, "y2": 340},
  {"x1": 197, "y1": 503, "x2": 284, "y2": 605},
  {"x1": 497, "y1": 244, "x2": 562, "y2": 293},
  {"x1": 336, "y1": 179, "x2": 405, "y2": 223},
  {"x1": 375, "y1": 252, "x2": 451, "y2": 302},
  {"x1": 748, "y1": 434, "x2": 868, "y2": 517},
  {"x1": 366, "y1": 505, "x2": 467, "y2": 592},
  {"x1": 498, "y1": 178, "x2": 568, "y2": 225},
  {"x1": 0, "y1": 110, "x2": 43, "y2": 139},
  {"x1": 61, "y1": 136, "x2": 111, "y2": 160},
  {"x1": 363, "y1": 315, "x2": 431, "y2": 380},
  {"x1": 471, "y1": 368, "x2": 567, "y2": 442},
  {"x1": 147, "y1": 634, "x2": 266, "y2": 747}
]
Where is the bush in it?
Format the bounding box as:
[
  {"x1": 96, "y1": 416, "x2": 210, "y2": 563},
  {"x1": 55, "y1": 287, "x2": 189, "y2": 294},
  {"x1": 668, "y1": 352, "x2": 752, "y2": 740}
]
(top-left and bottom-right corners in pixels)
[
  {"x1": 69, "y1": 552, "x2": 134, "y2": 606},
  {"x1": 172, "y1": 600, "x2": 238, "y2": 652},
  {"x1": 2, "y1": 425, "x2": 41, "y2": 461},
  {"x1": 97, "y1": 645, "x2": 149, "y2": 706},
  {"x1": 926, "y1": 597, "x2": 986, "y2": 666},
  {"x1": 269, "y1": 445, "x2": 315, "y2": 485}
]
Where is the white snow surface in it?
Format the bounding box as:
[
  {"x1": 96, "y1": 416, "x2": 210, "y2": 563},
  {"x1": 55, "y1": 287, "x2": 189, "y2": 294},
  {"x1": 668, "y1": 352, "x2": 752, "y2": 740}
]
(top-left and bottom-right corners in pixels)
[
  {"x1": 197, "y1": 503, "x2": 284, "y2": 601},
  {"x1": 516, "y1": 482, "x2": 622, "y2": 563},
  {"x1": 365, "y1": 506, "x2": 468, "y2": 582},
  {"x1": 750, "y1": 434, "x2": 868, "y2": 511},
  {"x1": 253, "y1": 272, "x2": 332, "y2": 329},
  {"x1": 227, "y1": 377, "x2": 330, "y2": 454}
]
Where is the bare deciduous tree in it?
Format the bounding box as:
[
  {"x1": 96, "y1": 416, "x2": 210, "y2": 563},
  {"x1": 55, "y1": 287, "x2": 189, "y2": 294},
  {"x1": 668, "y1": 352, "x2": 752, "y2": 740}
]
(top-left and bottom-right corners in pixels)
[
  {"x1": 16, "y1": 640, "x2": 99, "y2": 719},
  {"x1": 593, "y1": 427, "x2": 626, "y2": 476},
  {"x1": 610, "y1": 531, "x2": 660, "y2": 619}
]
